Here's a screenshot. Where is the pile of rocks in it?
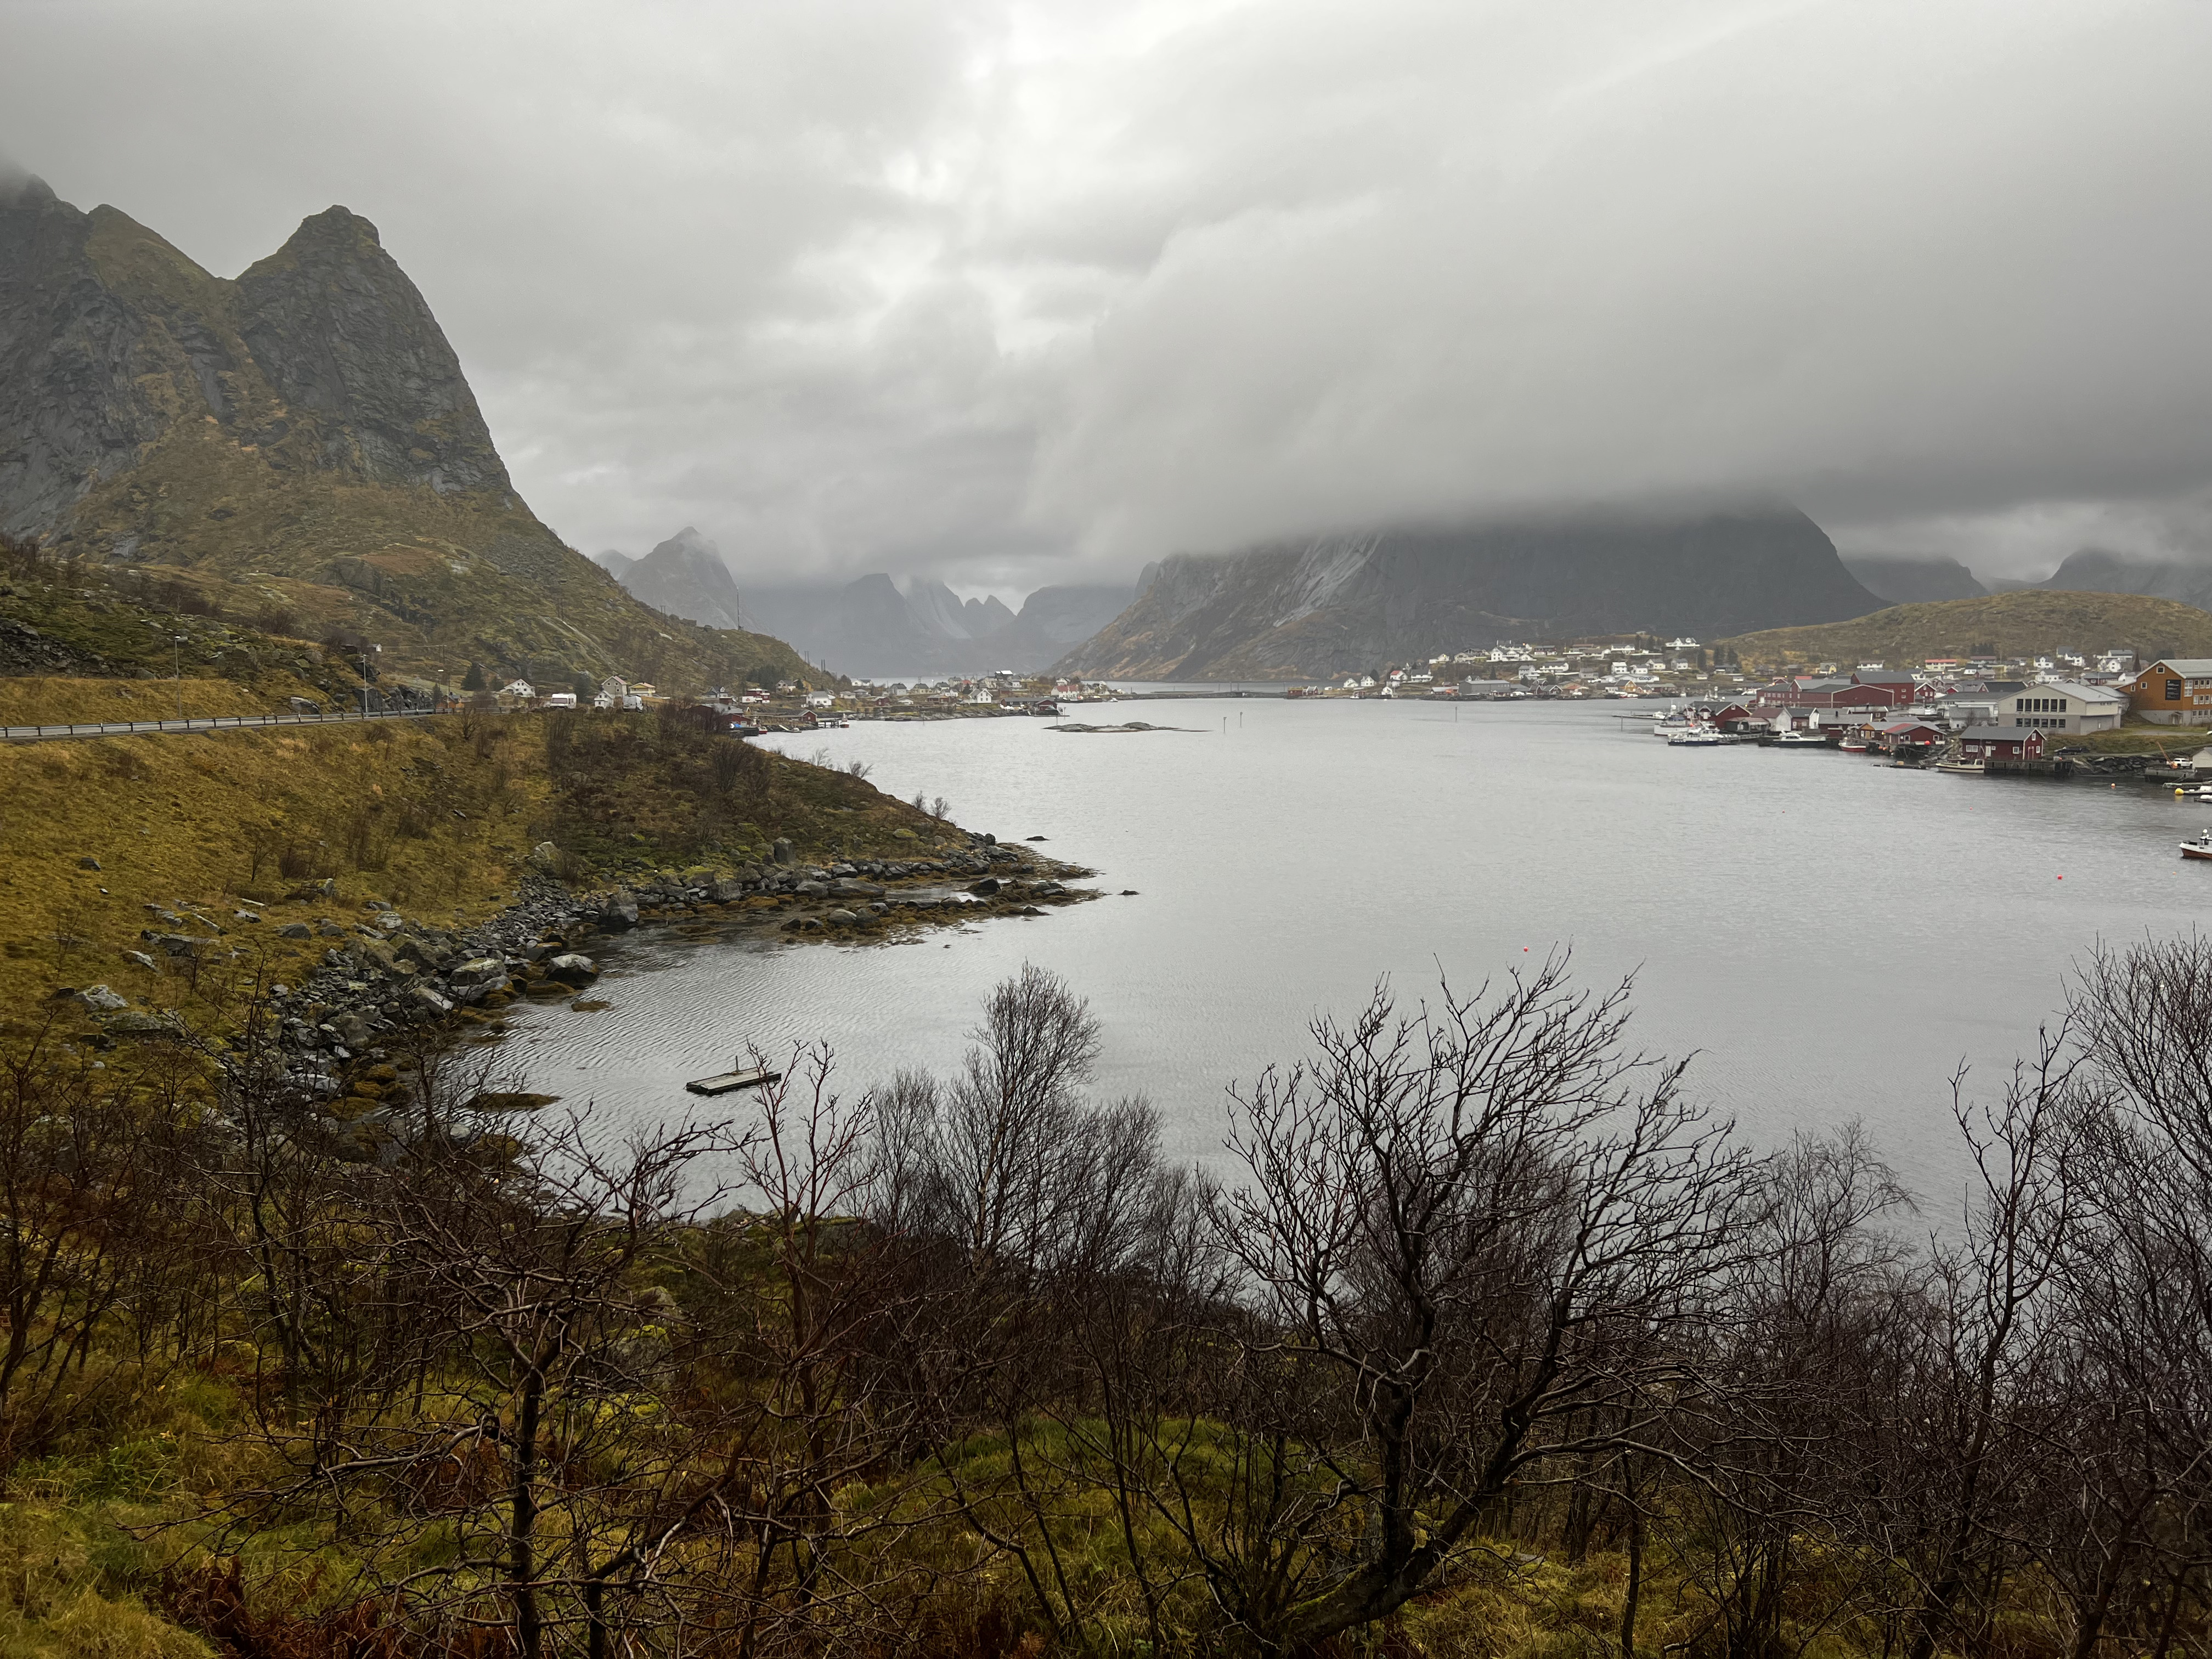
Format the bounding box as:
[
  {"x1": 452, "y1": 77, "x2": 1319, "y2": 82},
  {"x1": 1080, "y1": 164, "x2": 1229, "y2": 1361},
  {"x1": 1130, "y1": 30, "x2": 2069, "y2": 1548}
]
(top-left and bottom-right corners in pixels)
[{"x1": 156, "y1": 829, "x2": 1090, "y2": 1096}]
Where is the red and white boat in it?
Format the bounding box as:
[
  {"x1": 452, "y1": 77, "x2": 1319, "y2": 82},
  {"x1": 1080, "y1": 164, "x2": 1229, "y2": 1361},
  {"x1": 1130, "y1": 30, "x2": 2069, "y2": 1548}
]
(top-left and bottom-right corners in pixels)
[{"x1": 2182, "y1": 830, "x2": 2212, "y2": 861}]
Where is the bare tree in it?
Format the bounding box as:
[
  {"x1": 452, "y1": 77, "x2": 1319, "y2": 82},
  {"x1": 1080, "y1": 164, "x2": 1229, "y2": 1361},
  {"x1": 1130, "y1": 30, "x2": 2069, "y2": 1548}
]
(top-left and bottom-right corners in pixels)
[{"x1": 1200, "y1": 958, "x2": 1752, "y2": 1649}]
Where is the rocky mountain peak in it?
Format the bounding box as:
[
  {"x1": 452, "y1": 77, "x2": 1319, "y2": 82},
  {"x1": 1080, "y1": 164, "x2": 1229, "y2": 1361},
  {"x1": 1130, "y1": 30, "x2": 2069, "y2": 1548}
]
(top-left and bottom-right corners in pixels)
[{"x1": 233, "y1": 204, "x2": 509, "y2": 494}]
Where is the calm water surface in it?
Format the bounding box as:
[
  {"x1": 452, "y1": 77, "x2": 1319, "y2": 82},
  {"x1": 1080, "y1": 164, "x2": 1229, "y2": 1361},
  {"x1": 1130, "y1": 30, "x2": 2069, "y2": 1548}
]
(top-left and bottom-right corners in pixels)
[{"x1": 509, "y1": 701, "x2": 2211, "y2": 1203}]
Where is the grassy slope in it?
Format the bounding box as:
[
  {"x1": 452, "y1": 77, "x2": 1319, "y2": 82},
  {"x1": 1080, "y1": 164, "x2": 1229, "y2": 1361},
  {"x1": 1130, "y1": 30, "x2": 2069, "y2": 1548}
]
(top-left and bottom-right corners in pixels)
[
  {"x1": 0, "y1": 704, "x2": 960, "y2": 1025},
  {"x1": 1718, "y1": 589, "x2": 2212, "y2": 670}
]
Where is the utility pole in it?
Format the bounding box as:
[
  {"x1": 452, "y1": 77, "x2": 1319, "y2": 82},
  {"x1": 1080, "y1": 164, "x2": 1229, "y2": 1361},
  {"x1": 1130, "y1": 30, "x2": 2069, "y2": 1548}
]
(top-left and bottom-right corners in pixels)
[
  {"x1": 173, "y1": 633, "x2": 185, "y2": 720},
  {"x1": 359, "y1": 643, "x2": 380, "y2": 717}
]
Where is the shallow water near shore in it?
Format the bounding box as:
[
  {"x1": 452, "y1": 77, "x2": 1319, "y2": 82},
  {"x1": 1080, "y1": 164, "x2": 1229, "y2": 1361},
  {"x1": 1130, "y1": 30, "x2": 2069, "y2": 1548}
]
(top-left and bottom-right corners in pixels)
[{"x1": 509, "y1": 700, "x2": 2211, "y2": 1204}]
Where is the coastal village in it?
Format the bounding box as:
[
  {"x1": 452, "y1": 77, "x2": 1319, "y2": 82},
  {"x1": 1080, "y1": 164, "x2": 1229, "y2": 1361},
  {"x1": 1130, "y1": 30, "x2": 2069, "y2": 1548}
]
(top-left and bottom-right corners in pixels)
[{"x1": 469, "y1": 639, "x2": 2212, "y2": 778}]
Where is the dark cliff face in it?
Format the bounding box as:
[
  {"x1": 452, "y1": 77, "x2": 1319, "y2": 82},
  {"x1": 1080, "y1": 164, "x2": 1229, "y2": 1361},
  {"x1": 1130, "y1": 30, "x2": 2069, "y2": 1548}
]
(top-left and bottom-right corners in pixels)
[
  {"x1": 233, "y1": 207, "x2": 509, "y2": 494},
  {"x1": 0, "y1": 176, "x2": 178, "y2": 534},
  {"x1": 1059, "y1": 510, "x2": 1886, "y2": 680}
]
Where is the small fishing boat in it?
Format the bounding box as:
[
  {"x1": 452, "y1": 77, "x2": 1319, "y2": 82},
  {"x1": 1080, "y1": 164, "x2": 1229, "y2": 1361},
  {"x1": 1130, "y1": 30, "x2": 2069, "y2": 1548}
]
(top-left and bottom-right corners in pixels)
[
  {"x1": 1933, "y1": 759, "x2": 1985, "y2": 775},
  {"x1": 685, "y1": 1062, "x2": 785, "y2": 1096},
  {"x1": 1667, "y1": 727, "x2": 1729, "y2": 747},
  {"x1": 1773, "y1": 730, "x2": 1827, "y2": 747},
  {"x1": 2182, "y1": 829, "x2": 2212, "y2": 861},
  {"x1": 1840, "y1": 737, "x2": 1869, "y2": 753}
]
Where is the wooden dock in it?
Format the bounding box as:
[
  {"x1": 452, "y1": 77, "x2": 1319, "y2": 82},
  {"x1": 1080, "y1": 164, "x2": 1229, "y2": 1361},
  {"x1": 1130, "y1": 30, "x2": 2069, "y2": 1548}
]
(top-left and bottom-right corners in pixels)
[{"x1": 685, "y1": 1066, "x2": 783, "y2": 1097}]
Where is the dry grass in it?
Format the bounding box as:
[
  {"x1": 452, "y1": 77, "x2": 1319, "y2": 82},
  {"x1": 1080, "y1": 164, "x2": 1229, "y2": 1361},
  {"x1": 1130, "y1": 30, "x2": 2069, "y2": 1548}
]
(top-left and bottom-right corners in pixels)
[
  {"x1": 0, "y1": 707, "x2": 962, "y2": 1022},
  {"x1": 1721, "y1": 590, "x2": 2212, "y2": 672}
]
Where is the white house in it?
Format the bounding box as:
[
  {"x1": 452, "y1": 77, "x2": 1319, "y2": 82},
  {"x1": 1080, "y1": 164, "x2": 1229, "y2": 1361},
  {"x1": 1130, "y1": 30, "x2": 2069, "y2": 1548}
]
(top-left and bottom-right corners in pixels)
[{"x1": 502, "y1": 679, "x2": 536, "y2": 699}]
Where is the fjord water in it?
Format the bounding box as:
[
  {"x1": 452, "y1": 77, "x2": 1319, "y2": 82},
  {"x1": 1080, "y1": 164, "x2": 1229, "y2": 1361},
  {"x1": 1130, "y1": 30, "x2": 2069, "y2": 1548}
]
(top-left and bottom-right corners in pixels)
[{"x1": 514, "y1": 702, "x2": 2209, "y2": 1203}]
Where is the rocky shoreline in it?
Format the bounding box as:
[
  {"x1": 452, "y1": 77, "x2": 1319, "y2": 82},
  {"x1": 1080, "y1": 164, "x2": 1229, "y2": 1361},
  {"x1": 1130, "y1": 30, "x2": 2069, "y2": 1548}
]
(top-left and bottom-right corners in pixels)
[{"x1": 256, "y1": 830, "x2": 1099, "y2": 1099}]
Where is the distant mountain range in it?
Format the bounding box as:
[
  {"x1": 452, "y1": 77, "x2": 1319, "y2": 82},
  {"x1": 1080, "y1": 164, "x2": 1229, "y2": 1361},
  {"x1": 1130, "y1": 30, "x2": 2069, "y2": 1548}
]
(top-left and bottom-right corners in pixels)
[
  {"x1": 1839, "y1": 549, "x2": 2212, "y2": 612},
  {"x1": 1841, "y1": 555, "x2": 1987, "y2": 605},
  {"x1": 1059, "y1": 510, "x2": 1883, "y2": 681},
  {"x1": 0, "y1": 171, "x2": 813, "y2": 691},
  {"x1": 2038, "y1": 548, "x2": 2212, "y2": 613},
  {"x1": 591, "y1": 532, "x2": 1137, "y2": 677}
]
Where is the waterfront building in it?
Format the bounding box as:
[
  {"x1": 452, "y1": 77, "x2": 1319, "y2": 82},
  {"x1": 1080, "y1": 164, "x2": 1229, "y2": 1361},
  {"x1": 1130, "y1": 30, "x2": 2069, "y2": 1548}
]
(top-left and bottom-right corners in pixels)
[
  {"x1": 2123, "y1": 659, "x2": 2212, "y2": 725},
  {"x1": 1957, "y1": 726, "x2": 2048, "y2": 762},
  {"x1": 1954, "y1": 682, "x2": 2125, "y2": 733}
]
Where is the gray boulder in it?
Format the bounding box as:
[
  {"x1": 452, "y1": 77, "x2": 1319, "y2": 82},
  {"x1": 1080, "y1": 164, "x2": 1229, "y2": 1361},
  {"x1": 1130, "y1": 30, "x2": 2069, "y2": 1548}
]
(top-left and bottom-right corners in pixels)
[
  {"x1": 546, "y1": 953, "x2": 600, "y2": 986},
  {"x1": 105, "y1": 1011, "x2": 183, "y2": 1037},
  {"x1": 66, "y1": 984, "x2": 128, "y2": 1012},
  {"x1": 772, "y1": 838, "x2": 797, "y2": 866},
  {"x1": 600, "y1": 891, "x2": 640, "y2": 930},
  {"x1": 709, "y1": 877, "x2": 749, "y2": 903},
  {"x1": 277, "y1": 922, "x2": 313, "y2": 939},
  {"x1": 410, "y1": 985, "x2": 454, "y2": 1016}
]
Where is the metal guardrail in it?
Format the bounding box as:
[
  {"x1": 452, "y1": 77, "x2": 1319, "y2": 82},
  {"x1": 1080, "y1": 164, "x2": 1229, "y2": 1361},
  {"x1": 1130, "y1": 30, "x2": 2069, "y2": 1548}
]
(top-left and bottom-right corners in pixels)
[{"x1": 0, "y1": 707, "x2": 444, "y2": 743}]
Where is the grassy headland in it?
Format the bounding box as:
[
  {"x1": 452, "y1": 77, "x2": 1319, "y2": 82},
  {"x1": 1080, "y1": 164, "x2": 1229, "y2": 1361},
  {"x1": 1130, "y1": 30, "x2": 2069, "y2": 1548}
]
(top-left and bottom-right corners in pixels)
[
  {"x1": 0, "y1": 697, "x2": 963, "y2": 1025},
  {"x1": 1718, "y1": 588, "x2": 2212, "y2": 670}
]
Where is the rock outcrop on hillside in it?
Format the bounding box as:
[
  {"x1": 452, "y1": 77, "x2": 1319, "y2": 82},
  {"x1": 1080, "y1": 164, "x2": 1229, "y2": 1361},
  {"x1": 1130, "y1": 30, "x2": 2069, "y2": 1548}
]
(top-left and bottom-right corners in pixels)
[
  {"x1": 0, "y1": 170, "x2": 811, "y2": 691},
  {"x1": 1059, "y1": 511, "x2": 1883, "y2": 681}
]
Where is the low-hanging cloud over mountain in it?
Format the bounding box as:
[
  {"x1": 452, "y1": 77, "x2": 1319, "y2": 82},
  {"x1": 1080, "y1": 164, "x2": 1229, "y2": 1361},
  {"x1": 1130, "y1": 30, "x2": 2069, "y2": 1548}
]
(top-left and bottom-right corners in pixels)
[{"x1": 5, "y1": 0, "x2": 2209, "y2": 595}]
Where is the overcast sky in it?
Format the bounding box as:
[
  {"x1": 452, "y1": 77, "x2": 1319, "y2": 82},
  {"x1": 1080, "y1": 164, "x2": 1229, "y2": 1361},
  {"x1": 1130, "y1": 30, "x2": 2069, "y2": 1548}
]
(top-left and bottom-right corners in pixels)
[{"x1": 6, "y1": 0, "x2": 2210, "y2": 596}]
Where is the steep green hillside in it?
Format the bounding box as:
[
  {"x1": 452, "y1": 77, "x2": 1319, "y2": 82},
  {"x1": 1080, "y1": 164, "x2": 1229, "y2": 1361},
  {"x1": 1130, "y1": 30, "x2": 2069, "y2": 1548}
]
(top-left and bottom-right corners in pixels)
[{"x1": 1719, "y1": 589, "x2": 2212, "y2": 670}]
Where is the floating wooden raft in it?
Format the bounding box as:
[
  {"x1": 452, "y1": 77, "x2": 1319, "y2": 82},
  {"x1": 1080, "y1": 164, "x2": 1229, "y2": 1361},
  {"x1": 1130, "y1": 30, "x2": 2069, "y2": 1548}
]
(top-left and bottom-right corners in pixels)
[{"x1": 685, "y1": 1064, "x2": 783, "y2": 1097}]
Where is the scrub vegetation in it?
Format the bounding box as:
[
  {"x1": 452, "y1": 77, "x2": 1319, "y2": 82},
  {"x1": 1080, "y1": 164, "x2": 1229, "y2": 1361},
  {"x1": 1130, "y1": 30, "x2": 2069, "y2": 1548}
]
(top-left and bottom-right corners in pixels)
[{"x1": 0, "y1": 946, "x2": 2202, "y2": 1658}]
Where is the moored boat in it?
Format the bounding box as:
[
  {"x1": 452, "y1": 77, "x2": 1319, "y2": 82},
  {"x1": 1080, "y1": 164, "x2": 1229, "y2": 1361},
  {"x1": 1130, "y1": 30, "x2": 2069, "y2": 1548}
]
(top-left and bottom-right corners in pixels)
[{"x1": 2182, "y1": 829, "x2": 2212, "y2": 861}]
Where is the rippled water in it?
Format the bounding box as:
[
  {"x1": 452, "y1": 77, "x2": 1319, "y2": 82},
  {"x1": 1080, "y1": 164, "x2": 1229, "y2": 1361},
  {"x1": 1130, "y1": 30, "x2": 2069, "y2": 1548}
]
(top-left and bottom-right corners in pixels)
[{"x1": 505, "y1": 700, "x2": 2212, "y2": 1203}]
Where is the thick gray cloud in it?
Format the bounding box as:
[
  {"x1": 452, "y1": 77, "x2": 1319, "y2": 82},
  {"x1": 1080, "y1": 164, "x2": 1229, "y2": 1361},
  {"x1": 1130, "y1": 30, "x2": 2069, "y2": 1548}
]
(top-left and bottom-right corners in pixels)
[{"x1": 4, "y1": 0, "x2": 2208, "y2": 593}]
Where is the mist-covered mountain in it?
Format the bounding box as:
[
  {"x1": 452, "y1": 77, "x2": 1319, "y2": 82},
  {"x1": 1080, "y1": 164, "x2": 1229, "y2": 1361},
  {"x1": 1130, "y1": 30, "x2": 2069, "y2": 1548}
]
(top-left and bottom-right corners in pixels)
[
  {"x1": 597, "y1": 527, "x2": 744, "y2": 631},
  {"x1": 0, "y1": 170, "x2": 812, "y2": 689},
  {"x1": 2037, "y1": 548, "x2": 2212, "y2": 612},
  {"x1": 1060, "y1": 510, "x2": 1883, "y2": 680},
  {"x1": 593, "y1": 532, "x2": 1136, "y2": 676},
  {"x1": 1842, "y1": 555, "x2": 1987, "y2": 604}
]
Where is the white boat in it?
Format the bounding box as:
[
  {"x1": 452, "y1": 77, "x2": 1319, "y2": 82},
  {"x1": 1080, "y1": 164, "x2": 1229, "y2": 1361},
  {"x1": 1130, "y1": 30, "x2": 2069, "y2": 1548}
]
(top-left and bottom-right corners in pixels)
[
  {"x1": 1667, "y1": 727, "x2": 1729, "y2": 747},
  {"x1": 1773, "y1": 730, "x2": 1827, "y2": 746},
  {"x1": 2183, "y1": 829, "x2": 2212, "y2": 862},
  {"x1": 1934, "y1": 759, "x2": 1985, "y2": 775}
]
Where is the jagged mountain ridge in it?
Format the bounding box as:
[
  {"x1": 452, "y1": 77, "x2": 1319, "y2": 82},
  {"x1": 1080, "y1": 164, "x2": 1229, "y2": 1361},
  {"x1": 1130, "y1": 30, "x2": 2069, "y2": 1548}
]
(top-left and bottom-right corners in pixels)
[
  {"x1": 596, "y1": 527, "x2": 1134, "y2": 675},
  {"x1": 0, "y1": 171, "x2": 812, "y2": 691},
  {"x1": 1059, "y1": 511, "x2": 1884, "y2": 680}
]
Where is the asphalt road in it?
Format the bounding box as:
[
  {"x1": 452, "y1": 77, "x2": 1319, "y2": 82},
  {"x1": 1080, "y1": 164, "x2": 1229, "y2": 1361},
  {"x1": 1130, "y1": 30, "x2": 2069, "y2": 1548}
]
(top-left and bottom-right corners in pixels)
[{"x1": 1, "y1": 708, "x2": 441, "y2": 742}]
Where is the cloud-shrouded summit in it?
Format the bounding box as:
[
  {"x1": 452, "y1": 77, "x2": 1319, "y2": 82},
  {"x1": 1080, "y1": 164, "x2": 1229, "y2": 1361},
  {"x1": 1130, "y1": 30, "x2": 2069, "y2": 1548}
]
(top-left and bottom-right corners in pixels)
[{"x1": 4, "y1": 0, "x2": 2209, "y2": 596}]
